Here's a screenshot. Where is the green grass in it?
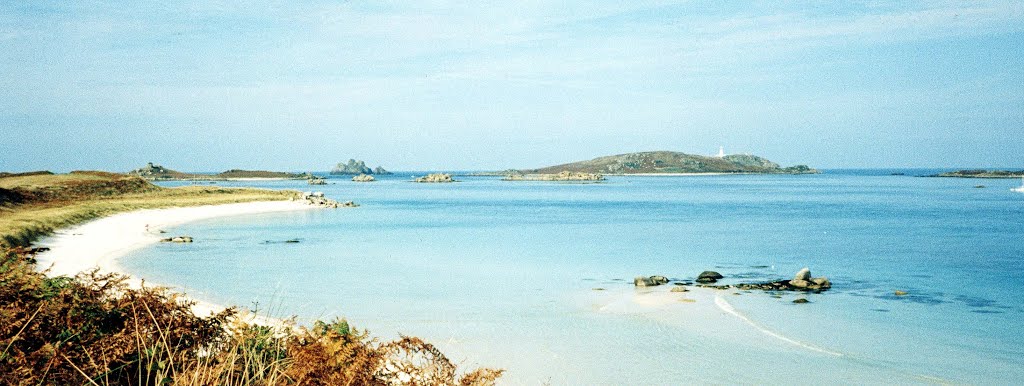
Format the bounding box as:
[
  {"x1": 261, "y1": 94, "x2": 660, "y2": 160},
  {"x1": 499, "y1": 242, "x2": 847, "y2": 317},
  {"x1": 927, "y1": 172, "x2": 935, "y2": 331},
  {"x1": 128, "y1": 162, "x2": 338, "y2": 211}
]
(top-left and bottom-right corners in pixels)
[{"x1": 0, "y1": 172, "x2": 299, "y2": 248}]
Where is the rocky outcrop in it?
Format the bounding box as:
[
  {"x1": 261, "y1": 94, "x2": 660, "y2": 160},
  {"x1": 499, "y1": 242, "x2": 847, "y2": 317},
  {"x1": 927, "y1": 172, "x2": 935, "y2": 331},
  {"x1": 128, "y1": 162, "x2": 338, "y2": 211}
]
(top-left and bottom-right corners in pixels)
[
  {"x1": 725, "y1": 268, "x2": 832, "y2": 292},
  {"x1": 414, "y1": 174, "x2": 454, "y2": 183},
  {"x1": 634, "y1": 275, "x2": 669, "y2": 287},
  {"x1": 696, "y1": 271, "x2": 723, "y2": 283},
  {"x1": 502, "y1": 170, "x2": 605, "y2": 182},
  {"x1": 331, "y1": 159, "x2": 372, "y2": 175},
  {"x1": 302, "y1": 191, "x2": 354, "y2": 208},
  {"x1": 352, "y1": 174, "x2": 375, "y2": 182},
  {"x1": 331, "y1": 159, "x2": 391, "y2": 175},
  {"x1": 307, "y1": 176, "x2": 327, "y2": 185}
]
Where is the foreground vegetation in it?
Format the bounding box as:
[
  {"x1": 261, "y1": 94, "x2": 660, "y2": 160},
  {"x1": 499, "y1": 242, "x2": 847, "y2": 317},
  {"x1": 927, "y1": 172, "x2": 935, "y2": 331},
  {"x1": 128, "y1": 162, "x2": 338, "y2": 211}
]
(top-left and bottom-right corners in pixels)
[{"x1": 0, "y1": 171, "x2": 501, "y2": 385}]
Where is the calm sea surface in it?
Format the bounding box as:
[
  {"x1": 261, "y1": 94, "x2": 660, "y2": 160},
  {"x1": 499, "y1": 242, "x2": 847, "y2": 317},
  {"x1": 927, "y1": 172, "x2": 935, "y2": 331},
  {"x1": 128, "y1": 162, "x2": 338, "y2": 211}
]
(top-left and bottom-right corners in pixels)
[{"x1": 125, "y1": 170, "x2": 1024, "y2": 384}]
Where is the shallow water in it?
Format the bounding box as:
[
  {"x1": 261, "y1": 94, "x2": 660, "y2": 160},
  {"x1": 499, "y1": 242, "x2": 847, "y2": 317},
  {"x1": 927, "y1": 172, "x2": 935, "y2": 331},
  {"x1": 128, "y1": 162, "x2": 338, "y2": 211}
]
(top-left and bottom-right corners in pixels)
[{"x1": 124, "y1": 171, "x2": 1024, "y2": 384}]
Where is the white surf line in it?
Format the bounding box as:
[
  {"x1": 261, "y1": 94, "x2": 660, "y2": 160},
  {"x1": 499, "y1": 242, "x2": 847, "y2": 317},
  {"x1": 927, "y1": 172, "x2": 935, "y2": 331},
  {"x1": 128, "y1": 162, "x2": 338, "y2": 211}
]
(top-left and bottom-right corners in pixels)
[{"x1": 714, "y1": 294, "x2": 843, "y2": 357}]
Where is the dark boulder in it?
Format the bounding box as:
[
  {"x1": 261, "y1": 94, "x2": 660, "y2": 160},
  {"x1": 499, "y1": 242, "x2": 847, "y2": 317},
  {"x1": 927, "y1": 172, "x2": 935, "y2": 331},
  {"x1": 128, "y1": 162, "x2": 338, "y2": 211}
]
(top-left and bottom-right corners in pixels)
[{"x1": 696, "y1": 271, "x2": 723, "y2": 283}]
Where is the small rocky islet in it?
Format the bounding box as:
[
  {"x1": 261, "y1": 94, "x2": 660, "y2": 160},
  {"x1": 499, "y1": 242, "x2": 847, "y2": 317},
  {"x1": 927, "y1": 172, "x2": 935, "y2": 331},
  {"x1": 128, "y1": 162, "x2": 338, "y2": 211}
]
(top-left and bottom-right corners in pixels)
[
  {"x1": 414, "y1": 173, "x2": 455, "y2": 183},
  {"x1": 329, "y1": 159, "x2": 391, "y2": 176}
]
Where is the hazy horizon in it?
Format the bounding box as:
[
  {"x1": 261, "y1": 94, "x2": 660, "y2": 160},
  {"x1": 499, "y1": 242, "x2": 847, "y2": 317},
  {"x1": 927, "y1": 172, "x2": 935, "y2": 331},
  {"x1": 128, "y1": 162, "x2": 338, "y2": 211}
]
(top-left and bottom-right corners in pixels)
[{"x1": 3, "y1": 1, "x2": 1023, "y2": 172}]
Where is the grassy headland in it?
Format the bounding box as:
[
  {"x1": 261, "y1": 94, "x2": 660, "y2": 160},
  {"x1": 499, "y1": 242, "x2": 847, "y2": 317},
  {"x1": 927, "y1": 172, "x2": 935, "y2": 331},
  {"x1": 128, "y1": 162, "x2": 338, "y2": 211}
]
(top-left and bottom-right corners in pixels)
[
  {"x1": 0, "y1": 171, "x2": 299, "y2": 248},
  {"x1": 0, "y1": 171, "x2": 501, "y2": 385}
]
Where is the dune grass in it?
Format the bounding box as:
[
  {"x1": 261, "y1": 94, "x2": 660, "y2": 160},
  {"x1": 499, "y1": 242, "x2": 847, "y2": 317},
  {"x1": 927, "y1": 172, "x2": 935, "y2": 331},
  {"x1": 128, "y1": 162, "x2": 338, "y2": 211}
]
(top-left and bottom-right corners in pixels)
[{"x1": 0, "y1": 172, "x2": 299, "y2": 248}]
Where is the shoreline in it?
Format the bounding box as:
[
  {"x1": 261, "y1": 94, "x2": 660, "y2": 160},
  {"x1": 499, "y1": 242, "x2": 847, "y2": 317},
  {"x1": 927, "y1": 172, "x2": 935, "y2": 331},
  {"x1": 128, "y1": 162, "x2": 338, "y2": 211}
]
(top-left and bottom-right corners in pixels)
[{"x1": 34, "y1": 200, "x2": 316, "y2": 322}]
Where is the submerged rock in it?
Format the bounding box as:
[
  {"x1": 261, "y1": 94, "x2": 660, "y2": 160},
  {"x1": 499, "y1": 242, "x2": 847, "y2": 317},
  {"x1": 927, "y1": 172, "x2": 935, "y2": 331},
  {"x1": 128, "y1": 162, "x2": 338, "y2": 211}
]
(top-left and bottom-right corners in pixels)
[
  {"x1": 894, "y1": 290, "x2": 909, "y2": 296},
  {"x1": 670, "y1": 286, "x2": 688, "y2": 293},
  {"x1": 793, "y1": 298, "x2": 810, "y2": 304},
  {"x1": 160, "y1": 236, "x2": 193, "y2": 243}
]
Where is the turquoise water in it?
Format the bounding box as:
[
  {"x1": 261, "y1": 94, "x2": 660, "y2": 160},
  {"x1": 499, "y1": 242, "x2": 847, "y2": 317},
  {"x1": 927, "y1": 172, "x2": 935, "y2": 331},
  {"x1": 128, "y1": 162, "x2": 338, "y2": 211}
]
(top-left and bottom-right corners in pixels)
[{"x1": 125, "y1": 171, "x2": 1024, "y2": 384}]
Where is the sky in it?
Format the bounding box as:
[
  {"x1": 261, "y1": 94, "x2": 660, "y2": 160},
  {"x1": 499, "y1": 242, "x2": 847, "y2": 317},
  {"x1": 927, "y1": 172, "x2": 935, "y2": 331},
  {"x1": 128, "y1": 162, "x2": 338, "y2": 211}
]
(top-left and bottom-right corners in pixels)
[{"x1": 2, "y1": 1, "x2": 1023, "y2": 172}]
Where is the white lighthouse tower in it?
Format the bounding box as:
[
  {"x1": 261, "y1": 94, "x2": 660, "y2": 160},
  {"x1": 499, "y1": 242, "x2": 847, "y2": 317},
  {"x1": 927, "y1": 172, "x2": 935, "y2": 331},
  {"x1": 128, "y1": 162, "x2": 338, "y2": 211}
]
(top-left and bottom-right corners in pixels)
[{"x1": 717, "y1": 146, "x2": 725, "y2": 158}]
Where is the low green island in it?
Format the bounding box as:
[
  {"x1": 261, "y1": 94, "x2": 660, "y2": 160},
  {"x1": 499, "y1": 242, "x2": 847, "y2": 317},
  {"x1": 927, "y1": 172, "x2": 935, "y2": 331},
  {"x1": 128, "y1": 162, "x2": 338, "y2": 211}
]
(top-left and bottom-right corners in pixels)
[
  {"x1": 928, "y1": 169, "x2": 1024, "y2": 178},
  {"x1": 489, "y1": 151, "x2": 818, "y2": 180},
  {"x1": 128, "y1": 162, "x2": 311, "y2": 181}
]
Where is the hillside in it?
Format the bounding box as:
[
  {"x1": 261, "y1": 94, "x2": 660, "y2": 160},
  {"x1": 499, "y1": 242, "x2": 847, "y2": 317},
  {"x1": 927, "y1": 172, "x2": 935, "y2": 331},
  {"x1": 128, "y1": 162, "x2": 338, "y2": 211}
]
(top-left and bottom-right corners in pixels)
[{"x1": 525, "y1": 151, "x2": 818, "y2": 175}]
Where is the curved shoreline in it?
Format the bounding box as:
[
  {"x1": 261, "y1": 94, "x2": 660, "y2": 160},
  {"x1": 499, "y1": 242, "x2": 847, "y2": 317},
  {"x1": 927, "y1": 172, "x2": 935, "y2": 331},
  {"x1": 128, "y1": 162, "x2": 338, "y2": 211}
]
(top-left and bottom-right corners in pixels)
[{"x1": 33, "y1": 200, "x2": 316, "y2": 320}]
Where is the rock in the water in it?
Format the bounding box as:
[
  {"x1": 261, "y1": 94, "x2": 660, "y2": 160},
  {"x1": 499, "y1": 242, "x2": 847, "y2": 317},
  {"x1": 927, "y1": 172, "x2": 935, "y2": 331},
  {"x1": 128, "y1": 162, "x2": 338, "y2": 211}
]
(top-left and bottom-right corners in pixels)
[
  {"x1": 794, "y1": 267, "x2": 812, "y2": 281},
  {"x1": 696, "y1": 271, "x2": 723, "y2": 283},
  {"x1": 789, "y1": 279, "x2": 810, "y2": 288},
  {"x1": 811, "y1": 277, "x2": 831, "y2": 288},
  {"x1": 414, "y1": 173, "x2": 455, "y2": 183},
  {"x1": 352, "y1": 174, "x2": 375, "y2": 182},
  {"x1": 634, "y1": 275, "x2": 669, "y2": 287},
  {"x1": 894, "y1": 290, "x2": 908, "y2": 296},
  {"x1": 670, "y1": 286, "x2": 688, "y2": 293},
  {"x1": 160, "y1": 236, "x2": 193, "y2": 243},
  {"x1": 793, "y1": 298, "x2": 810, "y2": 304},
  {"x1": 330, "y1": 159, "x2": 373, "y2": 175}
]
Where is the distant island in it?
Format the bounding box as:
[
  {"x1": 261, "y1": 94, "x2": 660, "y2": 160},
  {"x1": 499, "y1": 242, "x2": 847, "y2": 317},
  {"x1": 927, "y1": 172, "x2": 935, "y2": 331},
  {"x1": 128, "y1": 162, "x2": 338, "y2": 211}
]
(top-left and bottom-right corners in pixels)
[
  {"x1": 516, "y1": 151, "x2": 818, "y2": 175},
  {"x1": 128, "y1": 162, "x2": 309, "y2": 181},
  {"x1": 330, "y1": 159, "x2": 391, "y2": 175},
  {"x1": 503, "y1": 170, "x2": 605, "y2": 182},
  {"x1": 928, "y1": 169, "x2": 1024, "y2": 178}
]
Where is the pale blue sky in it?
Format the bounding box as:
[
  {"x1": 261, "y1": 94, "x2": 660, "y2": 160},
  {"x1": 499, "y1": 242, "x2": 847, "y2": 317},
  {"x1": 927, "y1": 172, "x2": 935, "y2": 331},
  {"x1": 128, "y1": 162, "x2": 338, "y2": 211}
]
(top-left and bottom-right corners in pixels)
[{"x1": 2, "y1": 1, "x2": 1022, "y2": 172}]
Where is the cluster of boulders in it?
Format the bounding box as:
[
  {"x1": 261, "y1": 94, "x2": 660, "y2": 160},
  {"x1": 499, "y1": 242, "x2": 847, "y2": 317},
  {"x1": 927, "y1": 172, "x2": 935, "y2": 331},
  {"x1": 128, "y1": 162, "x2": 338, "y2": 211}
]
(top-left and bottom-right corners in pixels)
[
  {"x1": 307, "y1": 176, "x2": 327, "y2": 185},
  {"x1": 715, "y1": 267, "x2": 831, "y2": 292},
  {"x1": 160, "y1": 236, "x2": 193, "y2": 243},
  {"x1": 414, "y1": 173, "x2": 454, "y2": 183},
  {"x1": 632, "y1": 267, "x2": 832, "y2": 293},
  {"x1": 352, "y1": 174, "x2": 375, "y2": 182}
]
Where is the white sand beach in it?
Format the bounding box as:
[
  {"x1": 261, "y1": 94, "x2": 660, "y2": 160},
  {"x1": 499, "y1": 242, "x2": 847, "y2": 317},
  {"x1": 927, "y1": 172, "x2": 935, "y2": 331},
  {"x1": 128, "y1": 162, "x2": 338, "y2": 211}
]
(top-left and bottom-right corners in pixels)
[{"x1": 34, "y1": 200, "x2": 315, "y2": 321}]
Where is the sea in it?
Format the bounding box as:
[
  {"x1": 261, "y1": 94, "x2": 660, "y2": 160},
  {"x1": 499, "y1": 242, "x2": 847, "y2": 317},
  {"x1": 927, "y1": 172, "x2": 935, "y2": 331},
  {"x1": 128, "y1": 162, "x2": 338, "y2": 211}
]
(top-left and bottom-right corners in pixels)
[{"x1": 122, "y1": 170, "x2": 1024, "y2": 384}]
